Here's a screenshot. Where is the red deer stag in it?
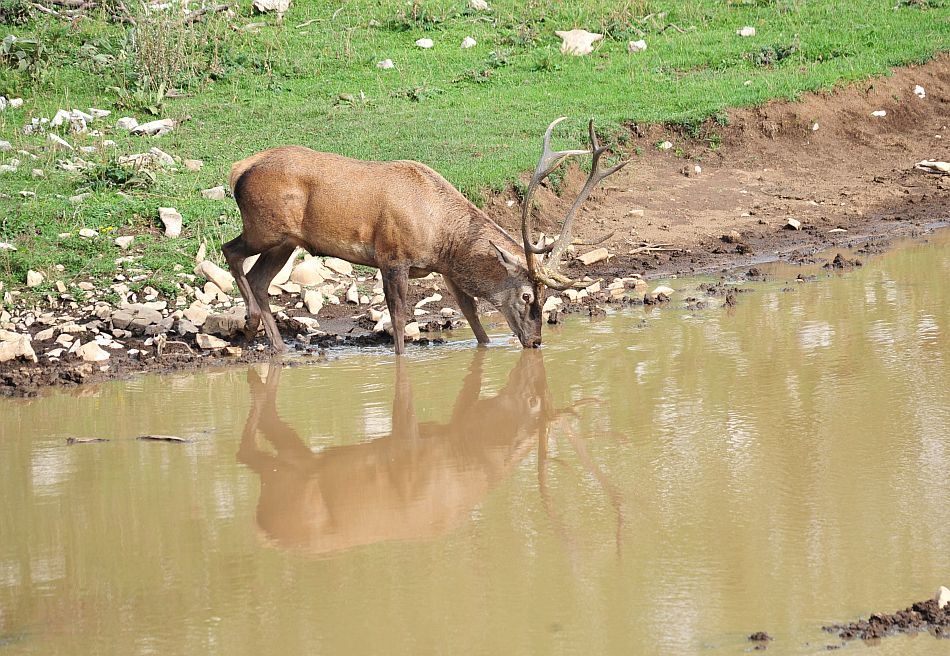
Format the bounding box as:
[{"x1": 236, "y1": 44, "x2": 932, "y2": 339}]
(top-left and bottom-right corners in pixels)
[{"x1": 223, "y1": 118, "x2": 628, "y2": 354}]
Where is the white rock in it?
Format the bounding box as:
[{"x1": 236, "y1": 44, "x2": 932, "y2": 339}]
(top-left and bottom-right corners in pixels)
[
  {"x1": 694, "y1": 165, "x2": 702, "y2": 175},
  {"x1": 555, "y1": 29, "x2": 603, "y2": 56},
  {"x1": 323, "y1": 257, "x2": 353, "y2": 277},
  {"x1": 870, "y1": 110, "x2": 887, "y2": 117},
  {"x1": 46, "y1": 133, "x2": 73, "y2": 151},
  {"x1": 78, "y1": 228, "x2": 97, "y2": 238},
  {"x1": 440, "y1": 307, "x2": 457, "y2": 318},
  {"x1": 542, "y1": 296, "x2": 562, "y2": 313},
  {"x1": 936, "y1": 586, "x2": 950, "y2": 609},
  {"x1": 737, "y1": 26, "x2": 756, "y2": 37},
  {"x1": 115, "y1": 235, "x2": 135, "y2": 249},
  {"x1": 159, "y1": 207, "x2": 183, "y2": 237},
  {"x1": 55, "y1": 333, "x2": 74, "y2": 346},
  {"x1": 0, "y1": 334, "x2": 36, "y2": 363},
  {"x1": 627, "y1": 39, "x2": 647, "y2": 53},
  {"x1": 377, "y1": 59, "x2": 395, "y2": 69},
  {"x1": 652, "y1": 285, "x2": 675, "y2": 296},
  {"x1": 461, "y1": 36, "x2": 477, "y2": 49},
  {"x1": 346, "y1": 283, "x2": 359, "y2": 304},
  {"x1": 578, "y1": 247, "x2": 610, "y2": 265},
  {"x1": 268, "y1": 248, "x2": 299, "y2": 289},
  {"x1": 915, "y1": 160, "x2": 950, "y2": 174},
  {"x1": 914, "y1": 84, "x2": 926, "y2": 99},
  {"x1": 304, "y1": 289, "x2": 324, "y2": 314},
  {"x1": 46, "y1": 348, "x2": 64, "y2": 358},
  {"x1": 469, "y1": 0, "x2": 489, "y2": 9},
  {"x1": 88, "y1": 108, "x2": 111, "y2": 119},
  {"x1": 131, "y1": 118, "x2": 176, "y2": 136},
  {"x1": 196, "y1": 333, "x2": 228, "y2": 349},
  {"x1": 0, "y1": 140, "x2": 10, "y2": 151},
  {"x1": 415, "y1": 293, "x2": 442, "y2": 308},
  {"x1": 196, "y1": 241, "x2": 207, "y2": 263},
  {"x1": 183, "y1": 305, "x2": 209, "y2": 326},
  {"x1": 658, "y1": 140, "x2": 673, "y2": 150},
  {"x1": 404, "y1": 322, "x2": 421, "y2": 340},
  {"x1": 31, "y1": 168, "x2": 44, "y2": 178},
  {"x1": 26, "y1": 270, "x2": 44, "y2": 287},
  {"x1": 183, "y1": 159, "x2": 203, "y2": 171},
  {"x1": 0, "y1": 242, "x2": 14, "y2": 251},
  {"x1": 8, "y1": 98, "x2": 22, "y2": 109},
  {"x1": 201, "y1": 186, "x2": 226, "y2": 200},
  {"x1": 115, "y1": 116, "x2": 139, "y2": 130},
  {"x1": 785, "y1": 217, "x2": 802, "y2": 230},
  {"x1": 194, "y1": 260, "x2": 235, "y2": 293},
  {"x1": 252, "y1": 0, "x2": 289, "y2": 12},
  {"x1": 50, "y1": 109, "x2": 71, "y2": 127},
  {"x1": 374, "y1": 311, "x2": 391, "y2": 333},
  {"x1": 415, "y1": 38, "x2": 434, "y2": 49},
  {"x1": 149, "y1": 147, "x2": 175, "y2": 167},
  {"x1": 78, "y1": 341, "x2": 110, "y2": 362},
  {"x1": 811, "y1": 122, "x2": 819, "y2": 131},
  {"x1": 290, "y1": 258, "x2": 327, "y2": 286}
]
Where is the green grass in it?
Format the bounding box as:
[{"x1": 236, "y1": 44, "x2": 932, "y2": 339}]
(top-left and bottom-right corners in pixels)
[{"x1": 0, "y1": 0, "x2": 948, "y2": 300}]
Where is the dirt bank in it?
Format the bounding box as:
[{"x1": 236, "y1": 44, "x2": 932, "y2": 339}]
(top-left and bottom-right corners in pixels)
[{"x1": 1, "y1": 55, "x2": 948, "y2": 396}]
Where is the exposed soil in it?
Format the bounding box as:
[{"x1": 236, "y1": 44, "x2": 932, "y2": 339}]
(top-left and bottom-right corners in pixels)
[
  {"x1": 823, "y1": 597, "x2": 950, "y2": 642},
  {"x1": 1, "y1": 55, "x2": 948, "y2": 396}
]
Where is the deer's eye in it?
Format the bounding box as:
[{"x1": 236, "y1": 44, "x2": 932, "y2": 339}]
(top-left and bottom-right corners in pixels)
[{"x1": 522, "y1": 293, "x2": 532, "y2": 304}]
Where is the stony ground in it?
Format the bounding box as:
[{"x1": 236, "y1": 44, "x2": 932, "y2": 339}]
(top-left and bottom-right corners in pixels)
[{"x1": 0, "y1": 55, "x2": 948, "y2": 396}]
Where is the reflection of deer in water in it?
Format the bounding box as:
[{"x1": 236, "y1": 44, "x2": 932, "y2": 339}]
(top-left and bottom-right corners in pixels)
[{"x1": 237, "y1": 350, "x2": 624, "y2": 557}]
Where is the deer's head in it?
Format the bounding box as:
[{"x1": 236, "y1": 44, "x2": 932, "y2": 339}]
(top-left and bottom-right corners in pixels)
[{"x1": 490, "y1": 117, "x2": 629, "y2": 349}]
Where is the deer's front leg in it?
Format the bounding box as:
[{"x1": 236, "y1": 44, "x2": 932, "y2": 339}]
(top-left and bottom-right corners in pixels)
[{"x1": 381, "y1": 265, "x2": 410, "y2": 355}]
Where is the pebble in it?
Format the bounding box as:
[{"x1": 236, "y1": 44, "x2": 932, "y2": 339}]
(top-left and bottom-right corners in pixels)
[
  {"x1": 183, "y1": 159, "x2": 203, "y2": 171},
  {"x1": 78, "y1": 341, "x2": 110, "y2": 362},
  {"x1": 323, "y1": 257, "x2": 353, "y2": 277},
  {"x1": 652, "y1": 285, "x2": 675, "y2": 296},
  {"x1": 871, "y1": 110, "x2": 887, "y2": 117},
  {"x1": 415, "y1": 38, "x2": 434, "y2": 49},
  {"x1": 937, "y1": 586, "x2": 950, "y2": 609},
  {"x1": 914, "y1": 85, "x2": 926, "y2": 99},
  {"x1": 201, "y1": 186, "x2": 226, "y2": 200},
  {"x1": 115, "y1": 235, "x2": 134, "y2": 249},
  {"x1": 785, "y1": 218, "x2": 802, "y2": 230},
  {"x1": 461, "y1": 37, "x2": 477, "y2": 49},
  {"x1": 304, "y1": 290, "x2": 324, "y2": 314},
  {"x1": 26, "y1": 270, "x2": 44, "y2": 287},
  {"x1": 469, "y1": 0, "x2": 489, "y2": 9},
  {"x1": 196, "y1": 333, "x2": 228, "y2": 349},
  {"x1": 627, "y1": 39, "x2": 647, "y2": 53},
  {"x1": 658, "y1": 141, "x2": 673, "y2": 150},
  {"x1": 737, "y1": 26, "x2": 756, "y2": 37},
  {"x1": 578, "y1": 247, "x2": 609, "y2": 265},
  {"x1": 377, "y1": 59, "x2": 395, "y2": 69},
  {"x1": 159, "y1": 207, "x2": 183, "y2": 237},
  {"x1": 555, "y1": 29, "x2": 603, "y2": 56}
]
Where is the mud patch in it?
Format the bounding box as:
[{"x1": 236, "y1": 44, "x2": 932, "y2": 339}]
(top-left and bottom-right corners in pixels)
[{"x1": 823, "y1": 598, "x2": 950, "y2": 642}]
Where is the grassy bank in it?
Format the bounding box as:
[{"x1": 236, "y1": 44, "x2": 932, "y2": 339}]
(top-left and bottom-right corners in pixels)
[{"x1": 0, "y1": 0, "x2": 948, "y2": 301}]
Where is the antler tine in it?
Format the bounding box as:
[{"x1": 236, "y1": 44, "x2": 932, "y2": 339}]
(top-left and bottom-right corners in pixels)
[
  {"x1": 546, "y1": 119, "x2": 631, "y2": 278},
  {"x1": 521, "y1": 118, "x2": 591, "y2": 274}
]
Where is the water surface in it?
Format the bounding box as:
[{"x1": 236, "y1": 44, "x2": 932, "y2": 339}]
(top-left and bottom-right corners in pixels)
[{"x1": 1, "y1": 231, "x2": 949, "y2": 655}]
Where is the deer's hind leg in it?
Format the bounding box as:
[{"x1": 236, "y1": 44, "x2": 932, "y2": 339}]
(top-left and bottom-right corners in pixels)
[
  {"x1": 245, "y1": 241, "x2": 297, "y2": 352},
  {"x1": 380, "y1": 264, "x2": 410, "y2": 355},
  {"x1": 222, "y1": 235, "x2": 265, "y2": 342}
]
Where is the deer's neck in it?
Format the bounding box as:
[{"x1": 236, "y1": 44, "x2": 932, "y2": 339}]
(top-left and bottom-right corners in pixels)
[{"x1": 437, "y1": 206, "x2": 523, "y2": 297}]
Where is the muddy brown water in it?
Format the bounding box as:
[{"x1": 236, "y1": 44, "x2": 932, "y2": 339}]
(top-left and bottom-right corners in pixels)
[{"x1": 1, "y1": 231, "x2": 949, "y2": 655}]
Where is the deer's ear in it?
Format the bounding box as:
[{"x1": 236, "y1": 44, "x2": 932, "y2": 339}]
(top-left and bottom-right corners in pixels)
[{"x1": 490, "y1": 242, "x2": 522, "y2": 275}]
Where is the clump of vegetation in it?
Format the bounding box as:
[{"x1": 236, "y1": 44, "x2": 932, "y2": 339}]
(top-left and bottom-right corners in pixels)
[
  {"x1": 390, "y1": 85, "x2": 443, "y2": 102},
  {"x1": 0, "y1": 34, "x2": 45, "y2": 75},
  {"x1": 454, "y1": 50, "x2": 510, "y2": 85},
  {"x1": 385, "y1": 2, "x2": 457, "y2": 31},
  {"x1": 0, "y1": 0, "x2": 32, "y2": 25},
  {"x1": 747, "y1": 41, "x2": 800, "y2": 67},
  {"x1": 81, "y1": 158, "x2": 157, "y2": 191}
]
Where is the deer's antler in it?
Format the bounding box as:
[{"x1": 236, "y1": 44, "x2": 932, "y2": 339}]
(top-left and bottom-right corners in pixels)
[{"x1": 521, "y1": 118, "x2": 630, "y2": 291}]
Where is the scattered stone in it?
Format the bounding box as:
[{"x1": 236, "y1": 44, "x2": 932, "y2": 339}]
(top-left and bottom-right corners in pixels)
[
  {"x1": 31, "y1": 168, "x2": 44, "y2": 178},
  {"x1": 824, "y1": 253, "x2": 862, "y2": 269},
  {"x1": 577, "y1": 247, "x2": 610, "y2": 265},
  {"x1": 415, "y1": 293, "x2": 442, "y2": 308},
  {"x1": 469, "y1": 0, "x2": 489, "y2": 9},
  {"x1": 627, "y1": 39, "x2": 647, "y2": 53},
  {"x1": 440, "y1": 307, "x2": 457, "y2": 318},
  {"x1": 652, "y1": 285, "x2": 675, "y2": 296},
  {"x1": 183, "y1": 305, "x2": 209, "y2": 326},
  {"x1": 870, "y1": 110, "x2": 887, "y2": 117},
  {"x1": 27, "y1": 270, "x2": 44, "y2": 287},
  {"x1": 914, "y1": 85, "x2": 926, "y2": 99},
  {"x1": 404, "y1": 321, "x2": 421, "y2": 340},
  {"x1": 346, "y1": 283, "x2": 360, "y2": 304},
  {"x1": 0, "y1": 242, "x2": 15, "y2": 251},
  {"x1": 70, "y1": 193, "x2": 91, "y2": 205},
  {"x1": 175, "y1": 319, "x2": 199, "y2": 336},
  {"x1": 183, "y1": 159, "x2": 204, "y2": 171},
  {"x1": 915, "y1": 160, "x2": 950, "y2": 174},
  {"x1": 115, "y1": 235, "x2": 135, "y2": 249},
  {"x1": 9, "y1": 98, "x2": 22, "y2": 109},
  {"x1": 937, "y1": 586, "x2": 950, "y2": 609},
  {"x1": 304, "y1": 289, "x2": 324, "y2": 314},
  {"x1": 203, "y1": 308, "x2": 246, "y2": 338},
  {"x1": 377, "y1": 59, "x2": 395, "y2": 69},
  {"x1": 658, "y1": 140, "x2": 673, "y2": 150},
  {"x1": 196, "y1": 333, "x2": 228, "y2": 349},
  {"x1": 46, "y1": 133, "x2": 73, "y2": 151},
  {"x1": 78, "y1": 282, "x2": 95, "y2": 291},
  {"x1": 252, "y1": 0, "x2": 290, "y2": 14},
  {"x1": 78, "y1": 227, "x2": 97, "y2": 238},
  {"x1": 116, "y1": 117, "x2": 139, "y2": 130},
  {"x1": 78, "y1": 341, "x2": 110, "y2": 362},
  {"x1": 323, "y1": 257, "x2": 353, "y2": 277},
  {"x1": 461, "y1": 36, "x2": 477, "y2": 49},
  {"x1": 201, "y1": 186, "x2": 226, "y2": 200},
  {"x1": 828, "y1": 228, "x2": 847, "y2": 234},
  {"x1": 748, "y1": 632, "x2": 772, "y2": 643},
  {"x1": 542, "y1": 296, "x2": 562, "y2": 313},
  {"x1": 823, "y1": 595, "x2": 950, "y2": 641},
  {"x1": 290, "y1": 257, "x2": 328, "y2": 286},
  {"x1": 0, "y1": 332, "x2": 36, "y2": 363},
  {"x1": 148, "y1": 147, "x2": 175, "y2": 167},
  {"x1": 415, "y1": 38, "x2": 434, "y2": 49},
  {"x1": 737, "y1": 26, "x2": 756, "y2": 37},
  {"x1": 0, "y1": 140, "x2": 11, "y2": 151},
  {"x1": 555, "y1": 29, "x2": 603, "y2": 56},
  {"x1": 784, "y1": 218, "x2": 802, "y2": 230},
  {"x1": 131, "y1": 118, "x2": 177, "y2": 136},
  {"x1": 159, "y1": 207, "x2": 183, "y2": 237}
]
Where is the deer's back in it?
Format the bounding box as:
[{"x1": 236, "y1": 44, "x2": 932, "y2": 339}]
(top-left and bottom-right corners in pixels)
[{"x1": 230, "y1": 146, "x2": 472, "y2": 269}]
